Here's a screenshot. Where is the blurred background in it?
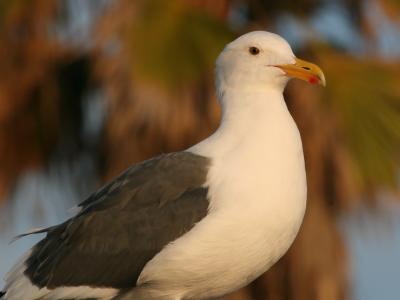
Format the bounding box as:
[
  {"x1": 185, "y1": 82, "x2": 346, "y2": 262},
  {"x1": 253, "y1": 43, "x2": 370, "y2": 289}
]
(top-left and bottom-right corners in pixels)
[{"x1": 0, "y1": 0, "x2": 400, "y2": 299}]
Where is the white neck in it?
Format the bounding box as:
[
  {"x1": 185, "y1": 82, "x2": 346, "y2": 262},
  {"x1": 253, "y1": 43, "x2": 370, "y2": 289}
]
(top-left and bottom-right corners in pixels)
[{"x1": 189, "y1": 87, "x2": 298, "y2": 158}]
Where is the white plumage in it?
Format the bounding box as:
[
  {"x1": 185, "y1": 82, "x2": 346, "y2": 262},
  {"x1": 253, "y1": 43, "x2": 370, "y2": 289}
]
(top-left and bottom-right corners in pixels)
[{"x1": 137, "y1": 32, "x2": 307, "y2": 299}]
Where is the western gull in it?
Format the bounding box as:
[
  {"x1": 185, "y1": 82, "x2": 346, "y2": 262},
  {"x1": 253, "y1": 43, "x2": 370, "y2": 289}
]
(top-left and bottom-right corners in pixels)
[{"x1": 1, "y1": 31, "x2": 325, "y2": 300}]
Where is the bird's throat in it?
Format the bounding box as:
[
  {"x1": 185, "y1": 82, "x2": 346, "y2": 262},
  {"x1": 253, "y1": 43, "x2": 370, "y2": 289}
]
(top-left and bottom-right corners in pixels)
[{"x1": 190, "y1": 88, "x2": 297, "y2": 159}]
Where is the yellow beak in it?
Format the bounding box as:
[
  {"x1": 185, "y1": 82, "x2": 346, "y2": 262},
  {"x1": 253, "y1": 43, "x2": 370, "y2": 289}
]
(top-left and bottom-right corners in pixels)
[{"x1": 275, "y1": 58, "x2": 326, "y2": 86}]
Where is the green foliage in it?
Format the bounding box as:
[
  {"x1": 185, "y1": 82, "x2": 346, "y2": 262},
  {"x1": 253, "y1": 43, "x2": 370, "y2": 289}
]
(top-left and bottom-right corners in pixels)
[
  {"x1": 126, "y1": 0, "x2": 233, "y2": 89},
  {"x1": 322, "y1": 53, "x2": 400, "y2": 190}
]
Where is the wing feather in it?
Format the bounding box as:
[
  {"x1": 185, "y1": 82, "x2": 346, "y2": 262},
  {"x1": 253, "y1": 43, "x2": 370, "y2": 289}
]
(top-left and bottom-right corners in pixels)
[{"x1": 23, "y1": 152, "x2": 210, "y2": 290}]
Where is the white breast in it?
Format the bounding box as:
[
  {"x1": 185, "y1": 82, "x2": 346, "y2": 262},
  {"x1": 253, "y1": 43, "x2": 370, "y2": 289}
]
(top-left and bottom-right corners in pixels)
[{"x1": 137, "y1": 89, "x2": 307, "y2": 300}]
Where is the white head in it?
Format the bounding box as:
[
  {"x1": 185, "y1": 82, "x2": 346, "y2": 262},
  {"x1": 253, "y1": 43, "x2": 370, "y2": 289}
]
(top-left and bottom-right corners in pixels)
[{"x1": 216, "y1": 31, "x2": 325, "y2": 95}]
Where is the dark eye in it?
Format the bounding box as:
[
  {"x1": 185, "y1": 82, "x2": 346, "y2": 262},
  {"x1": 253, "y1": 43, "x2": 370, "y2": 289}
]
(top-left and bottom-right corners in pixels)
[{"x1": 249, "y1": 46, "x2": 260, "y2": 55}]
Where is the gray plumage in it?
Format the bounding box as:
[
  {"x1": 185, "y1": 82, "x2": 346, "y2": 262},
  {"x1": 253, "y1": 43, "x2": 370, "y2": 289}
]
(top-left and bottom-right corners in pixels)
[{"x1": 20, "y1": 152, "x2": 210, "y2": 291}]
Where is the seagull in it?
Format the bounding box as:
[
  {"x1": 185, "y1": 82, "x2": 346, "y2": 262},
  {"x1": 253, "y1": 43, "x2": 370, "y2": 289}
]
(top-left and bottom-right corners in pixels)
[{"x1": 1, "y1": 31, "x2": 325, "y2": 300}]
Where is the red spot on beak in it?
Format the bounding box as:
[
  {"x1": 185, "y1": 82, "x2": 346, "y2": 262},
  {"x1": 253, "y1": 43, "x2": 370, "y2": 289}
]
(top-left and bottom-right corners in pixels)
[{"x1": 309, "y1": 76, "x2": 319, "y2": 84}]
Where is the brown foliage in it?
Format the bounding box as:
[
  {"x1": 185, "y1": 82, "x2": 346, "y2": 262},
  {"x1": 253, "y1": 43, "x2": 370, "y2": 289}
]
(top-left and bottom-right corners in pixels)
[
  {"x1": 94, "y1": 0, "x2": 224, "y2": 179},
  {"x1": 0, "y1": 0, "x2": 62, "y2": 200}
]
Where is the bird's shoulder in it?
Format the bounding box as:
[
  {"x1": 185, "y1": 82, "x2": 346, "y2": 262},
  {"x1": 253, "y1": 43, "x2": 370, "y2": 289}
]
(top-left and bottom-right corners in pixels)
[{"x1": 78, "y1": 151, "x2": 210, "y2": 213}]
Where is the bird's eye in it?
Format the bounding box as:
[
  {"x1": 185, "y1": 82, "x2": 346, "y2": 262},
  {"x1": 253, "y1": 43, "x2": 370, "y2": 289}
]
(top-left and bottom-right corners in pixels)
[{"x1": 249, "y1": 47, "x2": 260, "y2": 55}]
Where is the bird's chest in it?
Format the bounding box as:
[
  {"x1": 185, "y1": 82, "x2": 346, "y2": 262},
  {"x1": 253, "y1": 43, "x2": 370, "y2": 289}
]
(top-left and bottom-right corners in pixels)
[
  {"x1": 196, "y1": 139, "x2": 307, "y2": 293},
  {"x1": 140, "y1": 109, "x2": 307, "y2": 299},
  {"x1": 208, "y1": 129, "x2": 307, "y2": 215}
]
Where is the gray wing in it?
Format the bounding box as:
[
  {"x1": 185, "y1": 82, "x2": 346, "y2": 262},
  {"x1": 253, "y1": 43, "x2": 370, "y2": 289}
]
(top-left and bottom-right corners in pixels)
[{"x1": 24, "y1": 152, "x2": 210, "y2": 290}]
